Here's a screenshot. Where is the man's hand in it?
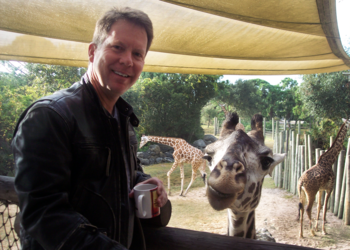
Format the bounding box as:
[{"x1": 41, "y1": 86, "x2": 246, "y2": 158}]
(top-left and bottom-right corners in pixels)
[{"x1": 129, "y1": 177, "x2": 168, "y2": 207}]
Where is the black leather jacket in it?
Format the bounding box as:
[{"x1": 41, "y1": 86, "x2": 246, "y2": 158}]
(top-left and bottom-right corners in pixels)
[{"x1": 12, "y1": 74, "x2": 150, "y2": 250}]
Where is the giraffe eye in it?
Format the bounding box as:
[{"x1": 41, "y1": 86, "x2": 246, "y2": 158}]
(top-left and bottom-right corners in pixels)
[{"x1": 203, "y1": 154, "x2": 212, "y2": 166}]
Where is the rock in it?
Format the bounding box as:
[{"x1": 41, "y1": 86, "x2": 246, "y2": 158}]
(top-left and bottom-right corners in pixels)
[
  {"x1": 192, "y1": 139, "x2": 207, "y2": 151},
  {"x1": 203, "y1": 134, "x2": 217, "y2": 145},
  {"x1": 157, "y1": 144, "x2": 174, "y2": 153},
  {"x1": 149, "y1": 145, "x2": 161, "y2": 155},
  {"x1": 256, "y1": 228, "x2": 276, "y2": 242},
  {"x1": 140, "y1": 158, "x2": 150, "y2": 165},
  {"x1": 164, "y1": 157, "x2": 174, "y2": 163},
  {"x1": 156, "y1": 158, "x2": 163, "y2": 164},
  {"x1": 165, "y1": 152, "x2": 173, "y2": 158}
]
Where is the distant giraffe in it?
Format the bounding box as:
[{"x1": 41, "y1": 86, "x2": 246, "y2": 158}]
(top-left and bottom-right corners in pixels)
[
  {"x1": 219, "y1": 104, "x2": 245, "y2": 131},
  {"x1": 297, "y1": 118, "x2": 350, "y2": 237},
  {"x1": 140, "y1": 135, "x2": 207, "y2": 196}
]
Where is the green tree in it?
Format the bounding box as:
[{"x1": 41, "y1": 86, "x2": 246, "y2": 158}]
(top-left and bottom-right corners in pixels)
[
  {"x1": 299, "y1": 71, "x2": 350, "y2": 121},
  {"x1": 124, "y1": 73, "x2": 222, "y2": 142},
  {"x1": 299, "y1": 71, "x2": 350, "y2": 149},
  {"x1": 0, "y1": 61, "x2": 86, "y2": 175},
  {"x1": 216, "y1": 79, "x2": 262, "y2": 119}
]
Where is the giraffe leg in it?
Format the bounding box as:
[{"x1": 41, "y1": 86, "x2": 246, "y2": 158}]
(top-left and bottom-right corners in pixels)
[
  {"x1": 179, "y1": 163, "x2": 185, "y2": 196},
  {"x1": 315, "y1": 190, "x2": 323, "y2": 232},
  {"x1": 306, "y1": 194, "x2": 316, "y2": 236},
  {"x1": 183, "y1": 169, "x2": 197, "y2": 197},
  {"x1": 322, "y1": 191, "x2": 331, "y2": 235},
  {"x1": 167, "y1": 161, "x2": 179, "y2": 196},
  {"x1": 298, "y1": 189, "x2": 307, "y2": 238}
]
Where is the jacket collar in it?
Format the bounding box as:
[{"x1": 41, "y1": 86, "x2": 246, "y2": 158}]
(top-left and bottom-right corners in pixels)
[{"x1": 82, "y1": 74, "x2": 139, "y2": 127}]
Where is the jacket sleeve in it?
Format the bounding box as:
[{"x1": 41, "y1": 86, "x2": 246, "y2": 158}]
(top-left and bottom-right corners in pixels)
[{"x1": 12, "y1": 104, "x2": 127, "y2": 250}]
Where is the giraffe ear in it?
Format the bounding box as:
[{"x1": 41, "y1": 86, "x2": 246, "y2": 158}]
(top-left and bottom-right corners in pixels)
[{"x1": 267, "y1": 153, "x2": 286, "y2": 176}]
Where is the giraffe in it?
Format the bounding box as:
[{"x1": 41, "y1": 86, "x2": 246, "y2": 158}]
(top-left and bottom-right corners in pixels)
[
  {"x1": 139, "y1": 135, "x2": 207, "y2": 196},
  {"x1": 297, "y1": 118, "x2": 350, "y2": 238},
  {"x1": 219, "y1": 104, "x2": 245, "y2": 131},
  {"x1": 203, "y1": 112, "x2": 285, "y2": 238}
]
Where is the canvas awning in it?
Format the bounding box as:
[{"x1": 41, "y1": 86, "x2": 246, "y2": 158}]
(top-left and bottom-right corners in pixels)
[{"x1": 0, "y1": 0, "x2": 349, "y2": 75}]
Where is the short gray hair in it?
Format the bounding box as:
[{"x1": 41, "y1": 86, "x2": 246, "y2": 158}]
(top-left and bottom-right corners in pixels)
[{"x1": 92, "y1": 7, "x2": 153, "y2": 51}]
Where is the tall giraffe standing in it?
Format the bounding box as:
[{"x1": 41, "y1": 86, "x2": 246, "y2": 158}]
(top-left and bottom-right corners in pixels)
[
  {"x1": 140, "y1": 135, "x2": 207, "y2": 196},
  {"x1": 298, "y1": 118, "x2": 350, "y2": 238}
]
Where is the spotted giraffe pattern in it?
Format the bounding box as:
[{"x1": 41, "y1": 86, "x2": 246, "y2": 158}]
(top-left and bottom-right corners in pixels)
[
  {"x1": 140, "y1": 135, "x2": 207, "y2": 196},
  {"x1": 297, "y1": 118, "x2": 350, "y2": 238},
  {"x1": 203, "y1": 113, "x2": 286, "y2": 239}
]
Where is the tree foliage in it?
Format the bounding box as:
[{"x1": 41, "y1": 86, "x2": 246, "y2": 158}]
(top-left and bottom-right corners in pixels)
[
  {"x1": 299, "y1": 72, "x2": 350, "y2": 121},
  {"x1": 0, "y1": 61, "x2": 86, "y2": 175},
  {"x1": 123, "y1": 73, "x2": 222, "y2": 142}
]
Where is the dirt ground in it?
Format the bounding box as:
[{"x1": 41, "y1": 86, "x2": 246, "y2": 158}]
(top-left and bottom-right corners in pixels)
[{"x1": 167, "y1": 178, "x2": 350, "y2": 250}]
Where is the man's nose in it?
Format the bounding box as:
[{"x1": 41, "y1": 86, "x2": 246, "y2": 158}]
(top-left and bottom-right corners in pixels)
[{"x1": 120, "y1": 51, "x2": 133, "y2": 67}]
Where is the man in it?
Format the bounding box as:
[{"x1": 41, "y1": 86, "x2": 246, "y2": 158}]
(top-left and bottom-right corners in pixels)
[{"x1": 12, "y1": 7, "x2": 168, "y2": 250}]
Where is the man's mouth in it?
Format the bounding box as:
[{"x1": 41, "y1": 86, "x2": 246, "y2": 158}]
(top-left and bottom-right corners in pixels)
[{"x1": 113, "y1": 70, "x2": 130, "y2": 78}]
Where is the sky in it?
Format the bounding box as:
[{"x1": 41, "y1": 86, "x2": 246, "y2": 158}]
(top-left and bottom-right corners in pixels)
[{"x1": 222, "y1": 0, "x2": 350, "y2": 85}]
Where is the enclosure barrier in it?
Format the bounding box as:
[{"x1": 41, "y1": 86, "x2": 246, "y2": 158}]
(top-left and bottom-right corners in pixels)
[
  {"x1": 0, "y1": 176, "x2": 319, "y2": 250},
  {"x1": 272, "y1": 122, "x2": 350, "y2": 225}
]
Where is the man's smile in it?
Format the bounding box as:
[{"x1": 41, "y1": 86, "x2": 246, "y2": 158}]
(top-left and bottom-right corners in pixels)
[{"x1": 113, "y1": 70, "x2": 130, "y2": 78}]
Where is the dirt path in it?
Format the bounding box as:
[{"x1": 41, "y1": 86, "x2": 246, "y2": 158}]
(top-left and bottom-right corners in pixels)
[{"x1": 168, "y1": 179, "x2": 350, "y2": 250}]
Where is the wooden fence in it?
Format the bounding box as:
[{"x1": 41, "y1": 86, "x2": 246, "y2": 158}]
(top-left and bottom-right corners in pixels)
[{"x1": 272, "y1": 124, "x2": 350, "y2": 225}]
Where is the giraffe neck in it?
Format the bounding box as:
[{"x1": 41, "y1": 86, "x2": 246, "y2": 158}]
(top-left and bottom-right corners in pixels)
[
  {"x1": 227, "y1": 210, "x2": 256, "y2": 239},
  {"x1": 318, "y1": 122, "x2": 348, "y2": 167},
  {"x1": 146, "y1": 136, "x2": 180, "y2": 148}
]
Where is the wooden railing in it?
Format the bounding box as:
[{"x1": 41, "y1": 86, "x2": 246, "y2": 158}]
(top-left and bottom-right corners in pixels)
[{"x1": 0, "y1": 175, "x2": 317, "y2": 250}]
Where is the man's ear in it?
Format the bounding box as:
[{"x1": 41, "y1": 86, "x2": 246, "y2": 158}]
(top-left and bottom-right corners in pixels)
[{"x1": 88, "y1": 43, "x2": 97, "y2": 63}]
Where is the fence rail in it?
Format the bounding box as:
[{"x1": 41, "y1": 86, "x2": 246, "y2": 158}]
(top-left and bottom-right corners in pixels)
[{"x1": 0, "y1": 176, "x2": 319, "y2": 249}]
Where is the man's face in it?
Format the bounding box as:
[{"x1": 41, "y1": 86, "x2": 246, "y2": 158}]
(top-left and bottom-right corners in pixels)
[{"x1": 89, "y1": 19, "x2": 147, "y2": 100}]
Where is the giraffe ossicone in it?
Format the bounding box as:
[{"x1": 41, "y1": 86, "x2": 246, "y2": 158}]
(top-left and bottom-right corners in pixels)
[
  {"x1": 297, "y1": 117, "x2": 350, "y2": 238},
  {"x1": 203, "y1": 112, "x2": 285, "y2": 239},
  {"x1": 139, "y1": 135, "x2": 207, "y2": 196}
]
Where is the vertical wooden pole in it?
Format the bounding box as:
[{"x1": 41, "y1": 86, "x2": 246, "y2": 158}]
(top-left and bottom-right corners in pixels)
[
  {"x1": 334, "y1": 150, "x2": 345, "y2": 216},
  {"x1": 279, "y1": 132, "x2": 284, "y2": 188},
  {"x1": 263, "y1": 117, "x2": 266, "y2": 136},
  {"x1": 330, "y1": 150, "x2": 339, "y2": 213},
  {"x1": 304, "y1": 134, "x2": 308, "y2": 170},
  {"x1": 291, "y1": 131, "x2": 295, "y2": 194},
  {"x1": 272, "y1": 118, "x2": 274, "y2": 140},
  {"x1": 214, "y1": 117, "x2": 217, "y2": 136},
  {"x1": 338, "y1": 166, "x2": 347, "y2": 219},
  {"x1": 342, "y1": 139, "x2": 350, "y2": 222},
  {"x1": 308, "y1": 134, "x2": 312, "y2": 168},
  {"x1": 298, "y1": 121, "x2": 301, "y2": 135}
]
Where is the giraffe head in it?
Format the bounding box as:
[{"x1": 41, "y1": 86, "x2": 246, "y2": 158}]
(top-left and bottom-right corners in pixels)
[
  {"x1": 139, "y1": 135, "x2": 150, "y2": 148},
  {"x1": 203, "y1": 113, "x2": 285, "y2": 211},
  {"x1": 342, "y1": 118, "x2": 350, "y2": 129}
]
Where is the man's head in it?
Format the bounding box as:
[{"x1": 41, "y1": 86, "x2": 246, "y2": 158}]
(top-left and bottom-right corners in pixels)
[
  {"x1": 88, "y1": 7, "x2": 153, "y2": 110},
  {"x1": 92, "y1": 7, "x2": 153, "y2": 52}
]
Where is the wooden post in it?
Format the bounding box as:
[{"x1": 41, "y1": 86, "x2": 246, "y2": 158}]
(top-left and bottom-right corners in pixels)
[
  {"x1": 284, "y1": 130, "x2": 289, "y2": 190},
  {"x1": 279, "y1": 132, "x2": 283, "y2": 188},
  {"x1": 330, "y1": 153, "x2": 339, "y2": 213},
  {"x1": 334, "y1": 150, "x2": 345, "y2": 216},
  {"x1": 290, "y1": 131, "x2": 295, "y2": 194},
  {"x1": 263, "y1": 117, "x2": 266, "y2": 136},
  {"x1": 284, "y1": 119, "x2": 286, "y2": 131},
  {"x1": 214, "y1": 117, "x2": 217, "y2": 136},
  {"x1": 304, "y1": 134, "x2": 308, "y2": 170},
  {"x1": 298, "y1": 120, "x2": 301, "y2": 135},
  {"x1": 272, "y1": 118, "x2": 274, "y2": 140},
  {"x1": 345, "y1": 152, "x2": 350, "y2": 224},
  {"x1": 338, "y1": 166, "x2": 347, "y2": 219},
  {"x1": 308, "y1": 134, "x2": 312, "y2": 168}
]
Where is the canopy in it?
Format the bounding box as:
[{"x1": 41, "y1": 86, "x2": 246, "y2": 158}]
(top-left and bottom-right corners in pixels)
[{"x1": 0, "y1": 0, "x2": 349, "y2": 75}]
